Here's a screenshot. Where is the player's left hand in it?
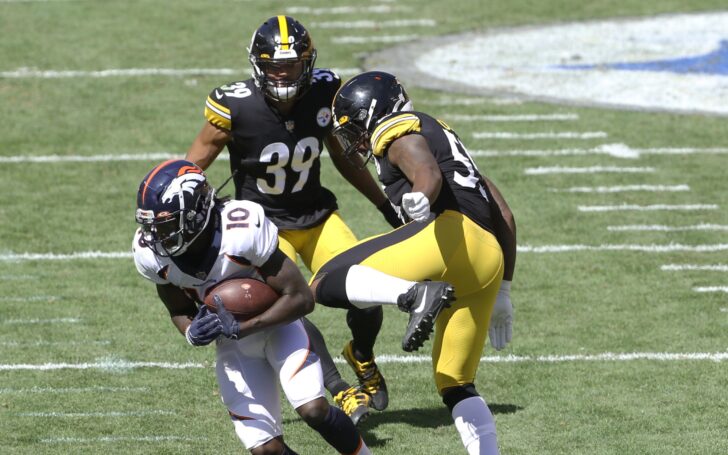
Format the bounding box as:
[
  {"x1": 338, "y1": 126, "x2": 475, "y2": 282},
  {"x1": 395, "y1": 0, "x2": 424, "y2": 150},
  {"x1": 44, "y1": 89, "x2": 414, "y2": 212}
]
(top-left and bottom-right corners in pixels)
[
  {"x1": 489, "y1": 280, "x2": 513, "y2": 351},
  {"x1": 401, "y1": 192, "x2": 431, "y2": 222},
  {"x1": 213, "y1": 294, "x2": 240, "y2": 340}
]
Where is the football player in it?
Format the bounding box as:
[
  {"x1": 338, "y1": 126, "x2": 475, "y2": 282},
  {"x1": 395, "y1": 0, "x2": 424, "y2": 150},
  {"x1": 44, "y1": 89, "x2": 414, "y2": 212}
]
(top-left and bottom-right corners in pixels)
[
  {"x1": 132, "y1": 160, "x2": 372, "y2": 455},
  {"x1": 310, "y1": 72, "x2": 517, "y2": 455},
  {"x1": 185, "y1": 16, "x2": 400, "y2": 421}
]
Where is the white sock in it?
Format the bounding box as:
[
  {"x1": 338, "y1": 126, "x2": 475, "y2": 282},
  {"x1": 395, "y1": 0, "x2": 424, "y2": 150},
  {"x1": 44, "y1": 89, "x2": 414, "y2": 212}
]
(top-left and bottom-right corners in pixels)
[
  {"x1": 452, "y1": 396, "x2": 500, "y2": 455},
  {"x1": 345, "y1": 265, "x2": 414, "y2": 309}
]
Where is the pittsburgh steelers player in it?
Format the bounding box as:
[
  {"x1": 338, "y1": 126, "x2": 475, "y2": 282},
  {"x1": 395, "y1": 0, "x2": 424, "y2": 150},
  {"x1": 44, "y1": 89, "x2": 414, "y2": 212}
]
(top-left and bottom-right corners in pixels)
[
  {"x1": 185, "y1": 16, "x2": 401, "y2": 423},
  {"x1": 310, "y1": 71, "x2": 517, "y2": 455},
  {"x1": 132, "y1": 160, "x2": 372, "y2": 455}
]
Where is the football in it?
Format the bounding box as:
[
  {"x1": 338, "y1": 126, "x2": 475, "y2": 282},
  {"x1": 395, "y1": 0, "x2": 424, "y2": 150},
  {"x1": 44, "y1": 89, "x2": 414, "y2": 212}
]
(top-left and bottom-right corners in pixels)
[{"x1": 204, "y1": 278, "x2": 279, "y2": 321}]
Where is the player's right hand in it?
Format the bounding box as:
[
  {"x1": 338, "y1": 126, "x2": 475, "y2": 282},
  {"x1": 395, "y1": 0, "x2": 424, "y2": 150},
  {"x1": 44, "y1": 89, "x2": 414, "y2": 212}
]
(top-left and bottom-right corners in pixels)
[
  {"x1": 214, "y1": 295, "x2": 240, "y2": 340},
  {"x1": 185, "y1": 305, "x2": 223, "y2": 346}
]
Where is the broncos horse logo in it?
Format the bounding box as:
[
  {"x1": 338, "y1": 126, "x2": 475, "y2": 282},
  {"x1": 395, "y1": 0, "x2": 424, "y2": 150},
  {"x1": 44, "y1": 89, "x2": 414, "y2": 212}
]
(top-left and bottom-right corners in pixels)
[{"x1": 161, "y1": 172, "x2": 206, "y2": 205}]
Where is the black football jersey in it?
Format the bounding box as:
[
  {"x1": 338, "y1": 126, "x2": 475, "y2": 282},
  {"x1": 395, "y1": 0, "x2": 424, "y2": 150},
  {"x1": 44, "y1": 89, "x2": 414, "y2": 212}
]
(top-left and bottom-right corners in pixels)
[
  {"x1": 370, "y1": 111, "x2": 495, "y2": 232},
  {"x1": 203, "y1": 69, "x2": 341, "y2": 229}
]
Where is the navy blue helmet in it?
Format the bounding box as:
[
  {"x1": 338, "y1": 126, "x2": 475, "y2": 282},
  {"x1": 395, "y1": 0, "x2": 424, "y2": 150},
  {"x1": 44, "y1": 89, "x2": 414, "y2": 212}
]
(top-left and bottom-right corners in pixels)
[{"x1": 135, "y1": 160, "x2": 216, "y2": 257}]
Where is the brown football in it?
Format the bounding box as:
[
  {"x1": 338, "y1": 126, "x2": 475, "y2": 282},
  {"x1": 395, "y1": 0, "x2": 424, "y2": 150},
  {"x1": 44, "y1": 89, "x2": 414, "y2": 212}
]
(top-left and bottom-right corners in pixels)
[{"x1": 204, "y1": 278, "x2": 279, "y2": 321}]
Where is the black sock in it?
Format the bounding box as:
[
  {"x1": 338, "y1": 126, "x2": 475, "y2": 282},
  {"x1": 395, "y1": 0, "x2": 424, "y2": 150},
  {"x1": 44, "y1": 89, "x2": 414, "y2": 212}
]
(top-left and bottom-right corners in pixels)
[
  {"x1": 309, "y1": 405, "x2": 361, "y2": 454},
  {"x1": 302, "y1": 317, "x2": 350, "y2": 396},
  {"x1": 347, "y1": 306, "x2": 383, "y2": 361}
]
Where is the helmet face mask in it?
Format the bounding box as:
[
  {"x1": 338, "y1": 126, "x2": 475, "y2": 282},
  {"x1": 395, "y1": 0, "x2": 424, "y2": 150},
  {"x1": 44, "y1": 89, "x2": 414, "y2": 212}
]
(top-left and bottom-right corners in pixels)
[
  {"x1": 248, "y1": 16, "x2": 317, "y2": 103},
  {"x1": 136, "y1": 160, "x2": 216, "y2": 257}
]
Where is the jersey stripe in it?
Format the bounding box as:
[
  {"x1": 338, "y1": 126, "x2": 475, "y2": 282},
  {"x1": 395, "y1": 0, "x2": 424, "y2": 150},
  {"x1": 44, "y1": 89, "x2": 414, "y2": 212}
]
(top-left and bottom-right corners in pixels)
[
  {"x1": 371, "y1": 113, "x2": 421, "y2": 157},
  {"x1": 204, "y1": 96, "x2": 232, "y2": 130},
  {"x1": 278, "y1": 16, "x2": 289, "y2": 50}
]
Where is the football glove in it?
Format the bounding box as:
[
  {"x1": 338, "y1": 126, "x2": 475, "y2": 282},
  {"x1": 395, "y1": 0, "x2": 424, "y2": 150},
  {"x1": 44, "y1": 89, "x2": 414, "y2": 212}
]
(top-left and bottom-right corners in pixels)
[
  {"x1": 401, "y1": 192, "x2": 431, "y2": 222},
  {"x1": 488, "y1": 280, "x2": 513, "y2": 351},
  {"x1": 185, "y1": 305, "x2": 222, "y2": 346},
  {"x1": 213, "y1": 295, "x2": 240, "y2": 340},
  {"x1": 377, "y1": 200, "x2": 405, "y2": 228}
]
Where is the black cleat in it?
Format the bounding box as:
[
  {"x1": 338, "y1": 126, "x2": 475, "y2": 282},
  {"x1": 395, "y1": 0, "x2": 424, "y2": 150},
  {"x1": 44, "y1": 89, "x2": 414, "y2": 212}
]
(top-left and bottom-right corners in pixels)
[{"x1": 398, "y1": 281, "x2": 454, "y2": 352}]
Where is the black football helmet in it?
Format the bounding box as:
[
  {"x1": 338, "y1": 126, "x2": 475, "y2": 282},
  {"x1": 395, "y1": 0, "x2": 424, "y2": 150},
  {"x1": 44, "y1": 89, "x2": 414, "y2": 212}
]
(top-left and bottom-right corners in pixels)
[
  {"x1": 135, "y1": 160, "x2": 216, "y2": 257},
  {"x1": 248, "y1": 15, "x2": 317, "y2": 103},
  {"x1": 331, "y1": 71, "x2": 412, "y2": 165}
]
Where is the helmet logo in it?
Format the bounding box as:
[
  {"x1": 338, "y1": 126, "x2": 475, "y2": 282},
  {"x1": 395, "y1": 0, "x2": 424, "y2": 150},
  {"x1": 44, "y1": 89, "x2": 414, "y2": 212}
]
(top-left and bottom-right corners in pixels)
[
  {"x1": 316, "y1": 107, "x2": 332, "y2": 127},
  {"x1": 161, "y1": 173, "x2": 206, "y2": 205}
]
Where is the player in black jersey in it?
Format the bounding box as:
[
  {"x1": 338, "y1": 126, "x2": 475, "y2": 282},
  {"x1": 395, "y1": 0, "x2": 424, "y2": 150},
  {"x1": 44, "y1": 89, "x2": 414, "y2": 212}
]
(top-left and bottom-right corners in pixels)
[
  {"x1": 310, "y1": 71, "x2": 518, "y2": 455},
  {"x1": 185, "y1": 16, "x2": 399, "y2": 424}
]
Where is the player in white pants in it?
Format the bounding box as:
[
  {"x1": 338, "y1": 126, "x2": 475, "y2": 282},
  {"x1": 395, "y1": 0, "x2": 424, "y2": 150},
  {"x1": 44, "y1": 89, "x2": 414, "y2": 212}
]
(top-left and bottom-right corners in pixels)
[{"x1": 133, "y1": 159, "x2": 371, "y2": 454}]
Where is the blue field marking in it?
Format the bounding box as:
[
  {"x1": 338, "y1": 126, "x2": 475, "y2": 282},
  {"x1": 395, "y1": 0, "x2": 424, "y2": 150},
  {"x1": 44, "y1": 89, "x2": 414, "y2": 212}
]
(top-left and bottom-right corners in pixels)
[{"x1": 557, "y1": 39, "x2": 728, "y2": 75}]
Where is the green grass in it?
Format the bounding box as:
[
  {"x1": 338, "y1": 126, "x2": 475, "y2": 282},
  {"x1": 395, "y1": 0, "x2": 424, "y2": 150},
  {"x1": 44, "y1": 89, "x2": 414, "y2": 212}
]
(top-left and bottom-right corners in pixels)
[{"x1": 2, "y1": 0, "x2": 728, "y2": 453}]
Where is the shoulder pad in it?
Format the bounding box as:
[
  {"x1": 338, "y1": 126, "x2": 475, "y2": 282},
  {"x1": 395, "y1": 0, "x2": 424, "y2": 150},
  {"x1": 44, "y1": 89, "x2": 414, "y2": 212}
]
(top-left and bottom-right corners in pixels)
[
  {"x1": 131, "y1": 229, "x2": 170, "y2": 285},
  {"x1": 370, "y1": 113, "x2": 422, "y2": 157}
]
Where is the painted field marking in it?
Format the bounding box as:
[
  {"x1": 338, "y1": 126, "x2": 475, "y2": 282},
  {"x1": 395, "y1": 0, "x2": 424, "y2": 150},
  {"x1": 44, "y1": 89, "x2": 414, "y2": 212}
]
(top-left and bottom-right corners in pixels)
[
  {"x1": 0, "y1": 67, "x2": 360, "y2": 79},
  {"x1": 312, "y1": 19, "x2": 436, "y2": 28},
  {"x1": 18, "y1": 410, "x2": 174, "y2": 417},
  {"x1": 721, "y1": 308, "x2": 728, "y2": 313},
  {"x1": 333, "y1": 35, "x2": 420, "y2": 44},
  {"x1": 551, "y1": 184, "x2": 690, "y2": 193},
  {"x1": 42, "y1": 436, "x2": 205, "y2": 444},
  {"x1": 525, "y1": 165, "x2": 654, "y2": 175},
  {"x1": 0, "y1": 296, "x2": 60, "y2": 302},
  {"x1": 578, "y1": 203, "x2": 718, "y2": 212},
  {"x1": 0, "y1": 153, "x2": 180, "y2": 163},
  {"x1": 5, "y1": 244, "x2": 728, "y2": 262},
  {"x1": 608, "y1": 224, "x2": 728, "y2": 232},
  {"x1": 518, "y1": 244, "x2": 728, "y2": 253},
  {"x1": 0, "y1": 386, "x2": 148, "y2": 394},
  {"x1": 471, "y1": 144, "x2": 728, "y2": 158},
  {"x1": 693, "y1": 286, "x2": 728, "y2": 293},
  {"x1": 0, "y1": 274, "x2": 37, "y2": 280},
  {"x1": 0, "y1": 360, "x2": 207, "y2": 371},
  {"x1": 286, "y1": 5, "x2": 408, "y2": 15},
  {"x1": 419, "y1": 96, "x2": 523, "y2": 106},
  {"x1": 474, "y1": 131, "x2": 607, "y2": 139},
  {"x1": 5, "y1": 352, "x2": 728, "y2": 373},
  {"x1": 447, "y1": 113, "x2": 578, "y2": 122},
  {"x1": 0, "y1": 340, "x2": 111, "y2": 347},
  {"x1": 661, "y1": 264, "x2": 728, "y2": 272},
  {"x1": 2, "y1": 317, "x2": 80, "y2": 324}
]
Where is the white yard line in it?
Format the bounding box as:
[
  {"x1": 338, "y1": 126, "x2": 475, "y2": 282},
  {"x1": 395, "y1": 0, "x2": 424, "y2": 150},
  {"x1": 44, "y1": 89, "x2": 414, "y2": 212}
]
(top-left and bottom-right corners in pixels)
[
  {"x1": 19, "y1": 410, "x2": 174, "y2": 417},
  {"x1": 661, "y1": 264, "x2": 728, "y2": 272},
  {"x1": 525, "y1": 165, "x2": 654, "y2": 175},
  {"x1": 419, "y1": 97, "x2": 523, "y2": 106},
  {"x1": 0, "y1": 296, "x2": 60, "y2": 302},
  {"x1": 2, "y1": 317, "x2": 80, "y2": 324},
  {"x1": 0, "y1": 360, "x2": 207, "y2": 371},
  {"x1": 471, "y1": 144, "x2": 728, "y2": 158},
  {"x1": 4, "y1": 353, "x2": 728, "y2": 372},
  {"x1": 0, "y1": 251, "x2": 133, "y2": 261},
  {"x1": 551, "y1": 184, "x2": 690, "y2": 193},
  {"x1": 42, "y1": 436, "x2": 204, "y2": 444},
  {"x1": 0, "y1": 67, "x2": 360, "y2": 79},
  {"x1": 693, "y1": 286, "x2": 728, "y2": 293},
  {"x1": 286, "y1": 5, "x2": 408, "y2": 15},
  {"x1": 608, "y1": 224, "x2": 728, "y2": 232},
  {"x1": 473, "y1": 131, "x2": 607, "y2": 139},
  {"x1": 0, "y1": 386, "x2": 148, "y2": 394},
  {"x1": 312, "y1": 19, "x2": 436, "y2": 28},
  {"x1": 448, "y1": 113, "x2": 578, "y2": 122},
  {"x1": 333, "y1": 35, "x2": 420, "y2": 44},
  {"x1": 0, "y1": 340, "x2": 110, "y2": 347},
  {"x1": 578, "y1": 204, "x2": 718, "y2": 212}
]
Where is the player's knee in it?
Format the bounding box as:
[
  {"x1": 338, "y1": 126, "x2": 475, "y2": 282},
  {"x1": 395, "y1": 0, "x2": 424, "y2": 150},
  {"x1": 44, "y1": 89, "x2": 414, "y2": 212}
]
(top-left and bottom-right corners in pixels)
[
  {"x1": 295, "y1": 397, "x2": 329, "y2": 427},
  {"x1": 441, "y1": 383, "x2": 479, "y2": 412},
  {"x1": 250, "y1": 438, "x2": 286, "y2": 455},
  {"x1": 312, "y1": 268, "x2": 353, "y2": 309}
]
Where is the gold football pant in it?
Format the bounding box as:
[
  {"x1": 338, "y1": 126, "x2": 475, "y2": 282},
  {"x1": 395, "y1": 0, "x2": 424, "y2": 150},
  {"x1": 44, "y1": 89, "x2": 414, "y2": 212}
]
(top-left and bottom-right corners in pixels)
[
  {"x1": 278, "y1": 211, "x2": 358, "y2": 275},
  {"x1": 316, "y1": 210, "x2": 504, "y2": 392}
]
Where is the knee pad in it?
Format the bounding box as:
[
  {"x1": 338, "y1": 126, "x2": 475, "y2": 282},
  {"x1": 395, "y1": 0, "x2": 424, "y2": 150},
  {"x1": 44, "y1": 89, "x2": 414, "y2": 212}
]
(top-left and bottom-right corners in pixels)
[{"x1": 442, "y1": 383, "x2": 479, "y2": 413}]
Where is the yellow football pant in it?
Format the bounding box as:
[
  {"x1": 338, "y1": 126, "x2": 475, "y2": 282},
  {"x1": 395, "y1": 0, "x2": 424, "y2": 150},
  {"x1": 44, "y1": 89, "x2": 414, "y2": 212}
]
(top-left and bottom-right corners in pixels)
[
  {"x1": 320, "y1": 210, "x2": 503, "y2": 392},
  {"x1": 278, "y1": 211, "x2": 358, "y2": 275}
]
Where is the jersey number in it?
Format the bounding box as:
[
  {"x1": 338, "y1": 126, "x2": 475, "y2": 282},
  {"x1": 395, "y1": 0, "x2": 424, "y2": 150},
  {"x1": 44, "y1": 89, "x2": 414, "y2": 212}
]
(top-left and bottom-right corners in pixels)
[
  {"x1": 443, "y1": 129, "x2": 489, "y2": 201},
  {"x1": 257, "y1": 137, "x2": 319, "y2": 195}
]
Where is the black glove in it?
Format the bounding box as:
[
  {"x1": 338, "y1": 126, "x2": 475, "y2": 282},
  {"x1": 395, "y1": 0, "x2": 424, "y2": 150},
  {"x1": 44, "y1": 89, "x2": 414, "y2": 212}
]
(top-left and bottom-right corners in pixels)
[
  {"x1": 185, "y1": 305, "x2": 222, "y2": 346},
  {"x1": 213, "y1": 295, "x2": 240, "y2": 340},
  {"x1": 377, "y1": 200, "x2": 405, "y2": 229}
]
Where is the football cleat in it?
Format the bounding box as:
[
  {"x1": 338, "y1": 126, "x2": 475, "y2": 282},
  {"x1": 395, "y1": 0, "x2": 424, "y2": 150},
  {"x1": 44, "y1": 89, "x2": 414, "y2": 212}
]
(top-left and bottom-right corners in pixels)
[
  {"x1": 398, "y1": 281, "x2": 454, "y2": 352},
  {"x1": 333, "y1": 386, "x2": 370, "y2": 426},
  {"x1": 342, "y1": 341, "x2": 389, "y2": 411}
]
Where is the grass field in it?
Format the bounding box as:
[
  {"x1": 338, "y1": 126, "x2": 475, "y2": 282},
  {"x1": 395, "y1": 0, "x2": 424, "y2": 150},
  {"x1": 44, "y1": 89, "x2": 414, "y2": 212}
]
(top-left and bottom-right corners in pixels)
[{"x1": 1, "y1": 0, "x2": 727, "y2": 454}]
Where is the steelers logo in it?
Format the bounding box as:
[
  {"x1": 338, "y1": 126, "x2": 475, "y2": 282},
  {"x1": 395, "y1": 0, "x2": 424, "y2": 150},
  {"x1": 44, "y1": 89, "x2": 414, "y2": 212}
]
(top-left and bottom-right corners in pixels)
[{"x1": 317, "y1": 107, "x2": 332, "y2": 127}]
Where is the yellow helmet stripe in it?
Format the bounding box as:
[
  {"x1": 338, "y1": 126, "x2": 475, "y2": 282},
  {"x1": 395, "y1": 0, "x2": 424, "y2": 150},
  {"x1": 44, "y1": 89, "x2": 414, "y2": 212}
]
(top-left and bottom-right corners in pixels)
[{"x1": 278, "y1": 15, "x2": 289, "y2": 50}]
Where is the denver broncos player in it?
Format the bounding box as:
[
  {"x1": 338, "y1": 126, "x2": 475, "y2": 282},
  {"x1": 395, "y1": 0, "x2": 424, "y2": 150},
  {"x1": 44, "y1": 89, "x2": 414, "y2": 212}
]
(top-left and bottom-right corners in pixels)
[
  {"x1": 310, "y1": 72, "x2": 517, "y2": 455},
  {"x1": 185, "y1": 16, "x2": 399, "y2": 421},
  {"x1": 132, "y1": 160, "x2": 371, "y2": 455}
]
